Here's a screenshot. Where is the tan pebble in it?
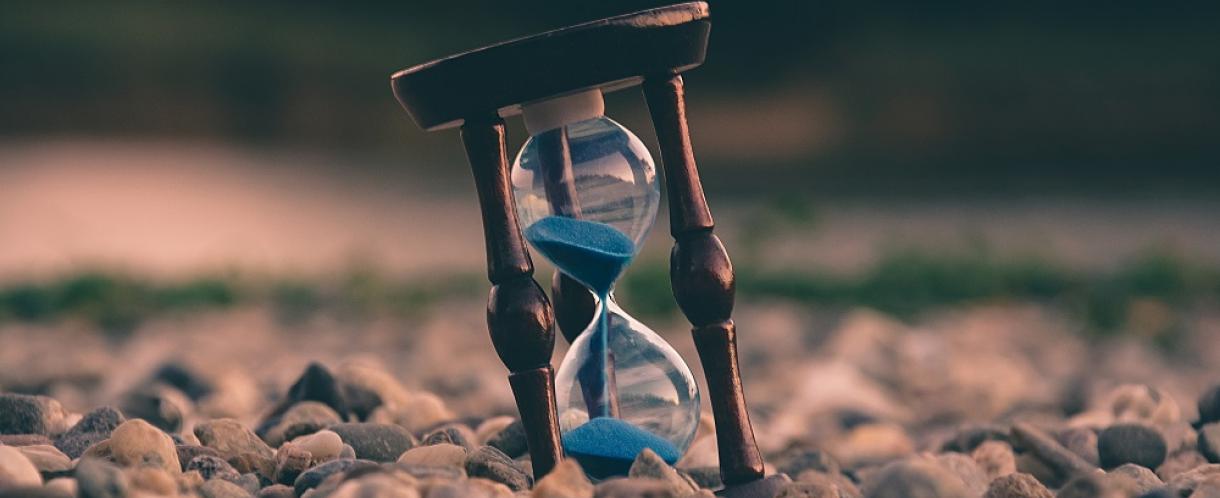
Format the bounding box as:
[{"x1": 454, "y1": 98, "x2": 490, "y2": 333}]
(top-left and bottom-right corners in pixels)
[
  {"x1": 45, "y1": 477, "x2": 78, "y2": 496},
  {"x1": 17, "y1": 445, "x2": 72, "y2": 473},
  {"x1": 396, "y1": 443, "x2": 467, "y2": 468},
  {"x1": 0, "y1": 445, "x2": 43, "y2": 487},
  {"x1": 127, "y1": 466, "x2": 178, "y2": 495},
  {"x1": 110, "y1": 419, "x2": 181, "y2": 474},
  {"x1": 532, "y1": 460, "x2": 593, "y2": 498},
  {"x1": 291, "y1": 430, "x2": 344, "y2": 461}
]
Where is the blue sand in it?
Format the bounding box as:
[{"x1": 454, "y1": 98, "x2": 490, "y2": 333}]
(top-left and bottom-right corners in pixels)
[
  {"x1": 523, "y1": 216, "x2": 635, "y2": 296},
  {"x1": 562, "y1": 417, "x2": 680, "y2": 479}
]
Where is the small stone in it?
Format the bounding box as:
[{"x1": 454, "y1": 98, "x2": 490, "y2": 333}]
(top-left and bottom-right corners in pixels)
[
  {"x1": 861, "y1": 458, "x2": 969, "y2": 498},
  {"x1": 0, "y1": 394, "x2": 67, "y2": 436},
  {"x1": 1056, "y1": 427, "x2": 1100, "y2": 467},
  {"x1": 593, "y1": 478, "x2": 675, "y2": 498},
  {"x1": 291, "y1": 430, "x2": 344, "y2": 461},
  {"x1": 177, "y1": 445, "x2": 225, "y2": 471},
  {"x1": 119, "y1": 383, "x2": 192, "y2": 432},
  {"x1": 339, "y1": 444, "x2": 356, "y2": 460},
  {"x1": 0, "y1": 435, "x2": 52, "y2": 446},
  {"x1": 1166, "y1": 464, "x2": 1220, "y2": 496},
  {"x1": 983, "y1": 473, "x2": 1053, "y2": 498},
  {"x1": 1098, "y1": 423, "x2": 1167, "y2": 470},
  {"x1": 259, "y1": 401, "x2": 343, "y2": 447},
  {"x1": 44, "y1": 477, "x2": 78, "y2": 497},
  {"x1": 186, "y1": 455, "x2": 242, "y2": 482},
  {"x1": 125, "y1": 466, "x2": 177, "y2": 495},
  {"x1": 108, "y1": 419, "x2": 180, "y2": 474},
  {"x1": 1200, "y1": 423, "x2": 1220, "y2": 463},
  {"x1": 832, "y1": 423, "x2": 914, "y2": 469},
  {"x1": 256, "y1": 484, "x2": 295, "y2": 498},
  {"x1": 396, "y1": 444, "x2": 467, "y2": 468},
  {"x1": 1158, "y1": 450, "x2": 1208, "y2": 481},
  {"x1": 74, "y1": 458, "x2": 129, "y2": 498},
  {"x1": 178, "y1": 469, "x2": 205, "y2": 491},
  {"x1": 773, "y1": 447, "x2": 841, "y2": 477},
  {"x1": 532, "y1": 460, "x2": 593, "y2": 498},
  {"x1": 15, "y1": 445, "x2": 71, "y2": 474},
  {"x1": 1108, "y1": 464, "x2": 1162, "y2": 495},
  {"x1": 368, "y1": 392, "x2": 452, "y2": 433},
  {"x1": 392, "y1": 463, "x2": 465, "y2": 481},
  {"x1": 55, "y1": 406, "x2": 125, "y2": 459},
  {"x1": 200, "y1": 478, "x2": 253, "y2": 498},
  {"x1": 292, "y1": 459, "x2": 377, "y2": 497},
  {"x1": 331, "y1": 473, "x2": 421, "y2": 498},
  {"x1": 0, "y1": 445, "x2": 42, "y2": 488},
  {"x1": 465, "y1": 446, "x2": 531, "y2": 492},
  {"x1": 151, "y1": 362, "x2": 214, "y2": 401},
  {"x1": 1198, "y1": 385, "x2": 1220, "y2": 426},
  {"x1": 194, "y1": 419, "x2": 276, "y2": 478},
  {"x1": 422, "y1": 424, "x2": 476, "y2": 451},
  {"x1": 273, "y1": 443, "x2": 311, "y2": 486},
  {"x1": 260, "y1": 363, "x2": 350, "y2": 438},
  {"x1": 628, "y1": 449, "x2": 696, "y2": 497},
  {"x1": 486, "y1": 419, "x2": 528, "y2": 459},
  {"x1": 233, "y1": 473, "x2": 261, "y2": 494},
  {"x1": 973, "y1": 440, "x2": 1017, "y2": 480},
  {"x1": 1011, "y1": 422, "x2": 1097, "y2": 484},
  {"x1": 934, "y1": 453, "x2": 988, "y2": 497},
  {"x1": 328, "y1": 423, "x2": 417, "y2": 463}
]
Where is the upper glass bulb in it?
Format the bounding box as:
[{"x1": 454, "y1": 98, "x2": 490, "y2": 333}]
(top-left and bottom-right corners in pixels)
[{"x1": 510, "y1": 92, "x2": 660, "y2": 251}]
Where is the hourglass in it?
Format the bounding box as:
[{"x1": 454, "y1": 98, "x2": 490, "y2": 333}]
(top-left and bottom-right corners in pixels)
[{"x1": 390, "y1": 3, "x2": 789, "y2": 496}]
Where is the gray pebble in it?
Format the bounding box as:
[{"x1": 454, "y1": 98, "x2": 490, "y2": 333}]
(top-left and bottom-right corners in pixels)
[
  {"x1": 55, "y1": 406, "x2": 125, "y2": 459},
  {"x1": 74, "y1": 458, "x2": 129, "y2": 498},
  {"x1": 1098, "y1": 423, "x2": 1167, "y2": 470},
  {"x1": 0, "y1": 394, "x2": 65, "y2": 436},
  {"x1": 392, "y1": 462, "x2": 466, "y2": 481},
  {"x1": 119, "y1": 383, "x2": 191, "y2": 432},
  {"x1": 422, "y1": 424, "x2": 475, "y2": 450},
  {"x1": 486, "y1": 419, "x2": 528, "y2": 459},
  {"x1": 292, "y1": 459, "x2": 377, "y2": 497},
  {"x1": 1108, "y1": 463, "x2": 1162, "y2": 494},
  {"x1": 187, "y1": 455, "x2": 242, "y2": 482},
  {"x1": 464, "y1": 445, "x2": 530, "y2": 492},
  {"x1": 1198, "y1": 385, "x2": 1220, "y2": 426},
  {"x1": 1056, "y1": 427, "x2": 1100, "y2": 467},
  {"x1": 328, "y1": 423, "x2": 417, "y2": 462},
  {"x1": 1199, "y1": 423, "x2": 1220, "y2": 463}
]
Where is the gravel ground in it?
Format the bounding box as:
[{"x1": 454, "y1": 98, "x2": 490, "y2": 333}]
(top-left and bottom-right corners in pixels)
[{"x1": 4, "y1": 299, "x2": 1220, "y2": 497}]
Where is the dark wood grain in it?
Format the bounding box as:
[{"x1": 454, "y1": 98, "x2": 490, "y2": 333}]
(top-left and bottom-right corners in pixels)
[
  {"x1": 461, "y1": 115, "x2": 563, "y2": 478},
  {"x1": 643, "y1": 74, "x2": 765, "y2": 486}
]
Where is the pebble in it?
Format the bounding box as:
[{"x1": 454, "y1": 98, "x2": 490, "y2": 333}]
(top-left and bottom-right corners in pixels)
[
  {"x1": 119, "y1": 383, "x2": 192, "y2": 432},
  {"x1": 126, "y1": 466, "x2": 177, "y2": 495},
  {"x1": 331, "y1": 473, "x2": 420, "y2": 498},
  {"x1": 934, "y1": 452, "x2": 989, "y2": 496},
  {"x1": 44, "y1": 477, "x2": 78, "y2": 497},
  {"x1": 1097, "y1": 423, "x2": 1167, "y2": 470},
  {"x1": 861, "y1": 458, "x2": 970, "y2": 498},
  {"x1": 532, "y1": 460, "x2": 593, "y2": 498},
  {"x1": 339, "y1": 444, "x2": 356, "y2": 460},
  {"x1": 628, "y1": 448, "x2": 697, "y2": 497},
  {"x1": 328, "y1": 423, "x2": 417, "y2": 463},
  {"x1": 973, "y1": 440, "x2": 1017, "y2": 480},
  {"x1": 273, "y1": 443, "x2": 311, "y2": 485},
  {"x1": 260, "y1": 363, "x2": 350, "y2": 438},
  {"x1": 55, "y1": 406, "x2": 125, "y2": 459},
  {"x1": 14, "y1": 445, "x2": 70, "y2": 474},
  {"x1": 425, "y1": 477, "x2": 513, "y2": 498},
  {"x1": 109, "y1": 419, "x2": 181, "y2": 474},
  {"x1": 1108, "y1": 463, "x2": 1162, "y2": 495},
  {"x1": 486, "y1": 419, "x2": 528, "y2": 459},
  {"x1": 0, "y1": 445, "x2": 42, "y2": 488},
  {"x1": 291, "y1": 430, "x2": 344, "y2": 461},
  {"x1": 256, "y1": 484, "x2": 295, "y2": 498},
  {"x1": 1198, "y1": 385, "x2": 1220, "y2": 427},
  {"x1": 1056, "y1": 472, "x2": 1139, "y2": 498},
  {"x1": 194, "y1": 418, "x2": 276, "y2": 477},
  {"x1": 592, "y1": 478, "x2": 675, "y2": 498},
  {"x1": 1011, "y1": 422, "x2": 1098, "y2": 483},
  {"x1": 187, "y1": 455, "x2": 242, "y2": 482},
  {"x1": 1200, "y1": 423, "x2": 1220, "y2": 463},
  {"x1": 260, "y1": 401, "x2": 343, "y2": 447},
  {"x1": 0, "y1": 394, "x2": 67, "y2": 436},
  {"x1": 75, "y1": 458, "x2": 129, "y2": 498},
  {"x1": 1056, "y1": 427, "x2": 1100, "y2": 467},
  {"x1": 982, "y1": 472, "x2": 1053, "y2": 498},
  {"x1": 200, "y1": 478, "x2": 254, "y2": 498},
  {"x1": 292, "y1": 458, "x2": 377, "y2": 497},
  {"x1": 773, "y1": 447, "x2": 841, "y2": 477},
  {"x1": 396, "y1": 443, "x2": 468, "y2": 468},
  {"x1": 369, "y1": 392, "x2": 453, "y2": 433},
  {"x1": 422, "y1": 424, "x2": 476, "y2": 450},
  {"x1": 465, "y1": 446, "x2": 531, "y2": 492},
  {"x1": 1157, "y1": 450, "x2": 1207, "y2": 481}
]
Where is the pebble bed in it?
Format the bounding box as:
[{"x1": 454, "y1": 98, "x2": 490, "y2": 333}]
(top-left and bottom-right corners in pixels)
[{"x1": 3, "y1": 301, "x2": 1220, "y2": 497}]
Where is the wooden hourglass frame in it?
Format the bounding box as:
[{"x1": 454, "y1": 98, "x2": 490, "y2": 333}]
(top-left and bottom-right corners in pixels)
[{"x1": 390, "y1": 3, "x2": 788, "y2": 495}]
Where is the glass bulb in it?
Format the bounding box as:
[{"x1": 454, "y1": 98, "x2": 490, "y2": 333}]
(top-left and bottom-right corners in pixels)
[
  {"x1": 554, "y1": 298, "x2": 701, "y2": 479},
  {"x1": 511, "y1": 116, "x2": 660, "y2": 250}
]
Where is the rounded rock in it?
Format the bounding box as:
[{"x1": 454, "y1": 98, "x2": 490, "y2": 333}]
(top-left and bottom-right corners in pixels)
[
  {"x1": 0, "y1": 445, "x2": 42, "y2": 488},
  {"x1": 1098, "y1": 424, "x2": 1167, "y2": 470},
  {"x1": 290, "y1": 430, "x2": 344, "y2": 461},
  {"x1": 328, "y1": 423, "x2": 417, "y2": 463},
  {"x1": 292, "y1": 458, "x2": 377, "y2": 497},
  {"x1": 0, "y1": 394, "x2": 67, "y2": 437},
  {"x1": 109, "y1": 419, "x2": 181, "y2": 474},
  {"x1": 396, "y1": 444, "x2": 468, "y2": 468},
  {"x1": 464, "y1": 446, "x2": 531, "y2": 492},
  {"x1": 532, "y1": 460, "x2": 593, "y2": 498}
]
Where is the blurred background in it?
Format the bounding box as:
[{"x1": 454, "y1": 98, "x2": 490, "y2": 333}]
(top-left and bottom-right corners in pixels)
[{"x1": 3, "y1": 0, "x2": 1220, "y2": 433}]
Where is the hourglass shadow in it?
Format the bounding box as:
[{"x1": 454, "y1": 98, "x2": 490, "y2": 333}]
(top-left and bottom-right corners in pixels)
[
  {"x1": 523, "y1": 216, "x2": 635, "y2": 296},
  {"x1": 561, "y1": 417, "x2": 681, "y2": 479}
]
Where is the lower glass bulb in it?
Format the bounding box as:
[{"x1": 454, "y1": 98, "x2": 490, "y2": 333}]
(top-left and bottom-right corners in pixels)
[{"x1": 554, "y1": 297, "x2": 701, "y2": 479}]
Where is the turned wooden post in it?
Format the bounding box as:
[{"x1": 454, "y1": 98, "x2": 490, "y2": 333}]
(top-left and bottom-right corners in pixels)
[
  {"x1": 461, "y1": 114, "x2": 563, "y2": 479},
  {"x1": 643, "y1": 75, "x2": 765, "y2": 486}
]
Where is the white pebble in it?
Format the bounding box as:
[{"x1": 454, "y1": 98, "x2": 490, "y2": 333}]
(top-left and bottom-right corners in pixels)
[{"x1": 292, "y1": 430, "x2": 344, "y2": 461}]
